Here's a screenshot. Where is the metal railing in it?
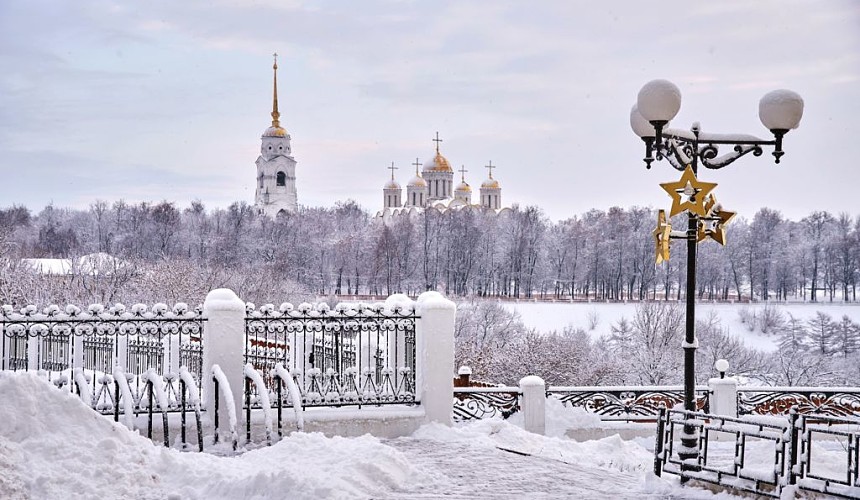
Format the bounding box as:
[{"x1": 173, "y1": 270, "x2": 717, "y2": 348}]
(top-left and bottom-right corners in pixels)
[
  {"x1": 244, "y1": 302, "x2": 418, "y2": 409},
  {"x1": 654, "y1": 409, "x2": 860, "y2": 499},
  {"x1": 453, "y1": 387, "x2": 521, "y2": 421},
  {"x1": 738, "y1": 386, "x2": 860, "y2": 419},
  {"x1": 1, "y1": 303, "x2": 205, "y2": 414},
  {"x1": 547, "y1": 385, "x2": 710, "y2": 421}
]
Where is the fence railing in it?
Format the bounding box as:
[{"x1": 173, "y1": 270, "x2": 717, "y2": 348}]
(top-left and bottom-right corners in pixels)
[
  {"x1": 1, "y1": 303, "x2": 205, "y2": 414},
  {"x1": 548, "y1": 385, "x2": 710, "y2": 421},
  {"x1": 243, "y1": 302, "x2": 418, "y2": 409},
  {"x1": 655, "y1": 409, "x2": 860, "y2": 499},
  {"x1": 738, "y1": 386, "x2": 860, "y2": 419},
  {"x1": 453, "y1": 387, "x2": 521, "y2": 421}
]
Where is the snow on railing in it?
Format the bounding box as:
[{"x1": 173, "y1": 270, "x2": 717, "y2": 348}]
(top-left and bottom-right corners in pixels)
[
  {"x1": 142, "y1": 368, "x2": 170, "y2": 447},
  {"x1": 738, "y1": 386, "x2": 860, "y2": 419},
  {"x1": 112, "y1": 365, "x2": 136, "y2": 430},
  {"x1": 274, "y1": 362, "x2": 304, "y2": 433},
  {"x1": 212, "y1": 364, "x2": 239, "y2": 451},
  {"x1": 243, "y1": 363, "x2": 273, "y2": 446},
  {"x1": 547, "y1": 385, "x2": 711, "y2": 422}
]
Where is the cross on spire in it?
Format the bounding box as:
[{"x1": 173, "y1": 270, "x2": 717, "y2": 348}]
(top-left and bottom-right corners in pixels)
[
  {"x1": 485, "y1": 160, "x2": 496, "y2": 179},
  {"x1": 433, "y1": 132, "x2": 443, "y2": 153},
  {"x1": 412, "y1": 157, "x2": 422, "y2": 175},
  {"x1": 388, "y1": 161, "x2": 398, "y2": 180},
  {"x1": 459, "y1": 165, "x2": 468, "y2": 182}
]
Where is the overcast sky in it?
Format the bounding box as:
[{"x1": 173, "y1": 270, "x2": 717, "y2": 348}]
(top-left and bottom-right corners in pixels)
[{"x1": 1, "y1": 0, "x2": 858, "y2": 222}]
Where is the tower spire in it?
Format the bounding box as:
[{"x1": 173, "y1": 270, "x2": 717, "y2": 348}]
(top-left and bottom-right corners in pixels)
[
  {"x1": 271, "y1": 52, "x2": 281, "y2": 128},
  {"x1": 459, "y1": 165, "x2": 468, "y2": 183}
]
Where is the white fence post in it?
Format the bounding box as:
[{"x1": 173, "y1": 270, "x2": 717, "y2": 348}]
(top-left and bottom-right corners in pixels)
[
  {"x1": 519, "y1": 375, "x2": 546, "y2": 435},
  {"x1": 416, "y1": 291, "x2": 456, "y2": 426},
  {"x1": 708, "y1": 359, "x2": 738, "y2": 419},
  {"x1": 202, "y1": 289, "x2": 246, "y2": 435}
]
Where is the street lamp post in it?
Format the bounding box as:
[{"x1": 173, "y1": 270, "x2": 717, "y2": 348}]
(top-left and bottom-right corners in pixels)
[{"x1": 631, "y1": 79, "x2": 803, "y2": 479}]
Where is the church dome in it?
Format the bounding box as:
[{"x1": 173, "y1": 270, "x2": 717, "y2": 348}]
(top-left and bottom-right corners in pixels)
[
  {"x1": 263, "y1": 126, "x2": 288, "y2": 138},
  {"x1": 481, "y1": 178, "x2": 500, "y2": 189},
  {"x1": 408, "y1": 175, "x2": 427, "y2": 188},
  {"x1": 456, "y1": 180, "x2": 472, "y2": 193},
  {"x1": 384, "y1": 178, "x2": 401, "y2": 190},
  {"x1": 423, "y1": 152, "x2": 453, "y2": 172}
]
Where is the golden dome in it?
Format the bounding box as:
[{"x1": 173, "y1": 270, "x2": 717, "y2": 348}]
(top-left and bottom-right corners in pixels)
[
  {"x1": 384, "y1": 179, "x2": 401, "y2": 190},
  {"x1": 408, "y1": 175, "x2": 427, "y2": 188},
  {"x1": 481, "y1": 178, "x2": 500, "y2": 189},
  {"x1": 263, "y1": 126, "x2": 288, "y2": 137},
  {"x1": 423, "y1": 152, "x2": 453, "y2": 172},
  {"x1": 456, "y1": 181, "x2": 472, "y2": 193}
]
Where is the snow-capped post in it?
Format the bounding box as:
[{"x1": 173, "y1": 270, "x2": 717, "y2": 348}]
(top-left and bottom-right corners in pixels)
[
  {"x1": 519, "y1": 376, "x2": 546, "y2": 436},
  {"x1": 708, "y1": 359, "x2": 737, "y2": 418},
  {"x1": 202, "y1": 289, "x2": 246, "y2": 435},
  {"x1": 415, "y1": 291, "x2": 456, "y2": 426}
]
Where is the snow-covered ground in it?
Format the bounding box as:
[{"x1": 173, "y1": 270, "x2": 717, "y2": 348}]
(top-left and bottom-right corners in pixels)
[
  {"x1": 502, "y1": 301, "x2": 860, "y2": 353},
  {"x1": 1, "y1": 372, "x2": 749, "y2": 500}
]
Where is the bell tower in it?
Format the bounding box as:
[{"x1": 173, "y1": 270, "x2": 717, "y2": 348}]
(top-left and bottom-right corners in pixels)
[{"x1": 254, "y1": 53, "x2": 298, "y2": 216}]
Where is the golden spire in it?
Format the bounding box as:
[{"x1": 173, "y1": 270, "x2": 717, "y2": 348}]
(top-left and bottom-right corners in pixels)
[
  {"x1": 459, "y1": 165, "x2": 468, "y2": 183},
  {"x1": 271, "y1": 52, "x2": 280, "y2": 128},
  {"x1": 413, "y1": 158, "x2": 421, "y2": 176}
]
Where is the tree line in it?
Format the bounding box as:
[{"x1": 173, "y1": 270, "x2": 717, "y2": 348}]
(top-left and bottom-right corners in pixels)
[{"x1": 0, "y1": 200, "x2": 857, "y2": 306}]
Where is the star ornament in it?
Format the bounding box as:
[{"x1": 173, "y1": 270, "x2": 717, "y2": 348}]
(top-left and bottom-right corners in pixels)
[
  {"x1": 659, "y1": 165, "x2": 718, "y2": 217},
  {"x1": 653, "y1": 209, "x2": 672, "y2": 264},
  {"x1": 697, "y1": 195, "x2": 736, "y2": 246}
]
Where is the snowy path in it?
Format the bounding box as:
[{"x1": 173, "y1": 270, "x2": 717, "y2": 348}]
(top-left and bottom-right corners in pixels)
[
  {"x1": 381, "y1": 438, "x2": 646, "y2": 499},
  {"x1": 380, "y1": 434, "x2": 722, "y2": 500}
]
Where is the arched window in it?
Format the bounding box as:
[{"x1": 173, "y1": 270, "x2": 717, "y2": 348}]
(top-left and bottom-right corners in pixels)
[{"x1": 276, "y1": 171, "x2": 286, "y2": 186}]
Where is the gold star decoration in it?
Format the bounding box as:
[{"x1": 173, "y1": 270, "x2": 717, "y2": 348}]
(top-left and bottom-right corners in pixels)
[
  {"x1": 696, "y1": 194, "x2": 736, "y2": 245},
  {"x1": 653, "y1": 209, "x2": 672, "y2": 264},
  {"x1": 659, "y1": 165, "x2": 718, "y2": 217}
]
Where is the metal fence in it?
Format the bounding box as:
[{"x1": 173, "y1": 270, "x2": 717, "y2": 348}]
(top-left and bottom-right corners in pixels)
[
  {"x1": 244, "y1": 302, "x2": 418, "y2": 410},
  {"x1": 738, "y1": 386, "x2": 860, "y2": 419},
  {"x1": 0, "y1": 303, "x2": 204, "y2": 414},
  {"x1": 453, "y1": 387, "x2": 521, "y2": 421},
  {"x1": 548, "y1": 385, "x2": 710, "y2": 421},
  {"x1": 654, "y1": 409, "x2": 860, "y2": 499}
]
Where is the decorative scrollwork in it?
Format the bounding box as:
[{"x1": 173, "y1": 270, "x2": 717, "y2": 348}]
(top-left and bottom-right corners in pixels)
[
  {"x1": 453, "y1": 389, "x2": 520, "y2": 421},
  {"x1": 738, "y1": 390, "x2": 860, "y2": 418},
  {"x1": 548, "y1": 388, "x2": 709, "y2": 421}
]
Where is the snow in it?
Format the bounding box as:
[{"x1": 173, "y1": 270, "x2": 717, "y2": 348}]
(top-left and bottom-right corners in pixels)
[
  {"x1": 243, "y1": 364, "x2": 273, "y2": 444},
  {"x1": 519, "y1": 375, "x2": 545, "y2": 387},
  {"x1": 275, "y1": 363, "x2": 304, "y2": 431},
  {"x1": 503, "y1": 300, "x2": 860, "y2": 353},
  {"x1": 0, "y1": 371, "x2": 758, "y2": 500},
  {"x1": 211, "y1": 364, "x2": 239, "y2": 448},
  {"x1": 113, "y1": 365, "x2": 136, "y2": 429},
  {"x1": 202, "y1": 288, "x2": 246, "y2": 313}
]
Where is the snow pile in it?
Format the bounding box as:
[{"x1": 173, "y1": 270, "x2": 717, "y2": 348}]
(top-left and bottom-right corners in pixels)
[
  {"x1": 507, "y1": 395, "x2": 601, "y2": 437},
  {"x1": 419, "y1": 418, "x2": 652, "y2": 473},
  {"x1": 0, "y1": 372, "x2": 418, "y2": 500}
]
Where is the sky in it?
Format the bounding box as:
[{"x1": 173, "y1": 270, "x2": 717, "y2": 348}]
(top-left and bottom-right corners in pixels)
[{"x1": 0, "y1": 0, "x2": 858, "y2": 222}]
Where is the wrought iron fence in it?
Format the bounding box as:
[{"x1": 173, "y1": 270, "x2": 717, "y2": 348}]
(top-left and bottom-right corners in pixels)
[
  {"x1": 0, "y1": 303, "x2": 204, "y2": 414},
  {"x1": 453, "y1": 387, "x2": 521, "y2": 421},
  {"x1": 738, "y1": 387, "x2": 860, "y2": 419},
  {"x1": 547, "y1": 385, "x2": 710, "y2": 421},
  {"x1": 655, "y1": 408, "x2": 860, "y2": 499},
  {"x1": 244, "y1": 301, "x2": 418, "y2": 409}
]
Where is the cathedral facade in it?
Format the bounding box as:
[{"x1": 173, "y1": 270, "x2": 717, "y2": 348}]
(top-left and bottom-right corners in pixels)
[
  {"x1": 254, "y1": 55, "x2": 298, "y2": 217},
  {"x1": 377, "y1": 133, "x2": 505, "y2": 218}
]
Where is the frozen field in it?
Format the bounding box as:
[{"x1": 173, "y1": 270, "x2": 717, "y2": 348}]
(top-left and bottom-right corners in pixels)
[{"x1": 501, "y1": 300, "x2": 860, "y2": 353}]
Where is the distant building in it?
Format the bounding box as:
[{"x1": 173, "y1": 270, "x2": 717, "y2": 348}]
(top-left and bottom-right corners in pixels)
[
  {"x1": 376, "y1": 133, "x2": 508, "y2": 219},
  {"x1": 254, "y1": 54, "x2": 298, "y2": 217}
]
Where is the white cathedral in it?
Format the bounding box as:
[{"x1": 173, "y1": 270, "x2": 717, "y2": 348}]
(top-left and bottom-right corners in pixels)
[
  {"x1": 377, "y1": 133, "x2": 507, "y2": 220},
  {"x1": 251, "y1": 55, "x2": 508, "y2": 218},
  {"x1": 254, "y1": 54, "x2": 298, "y2": 217}
]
